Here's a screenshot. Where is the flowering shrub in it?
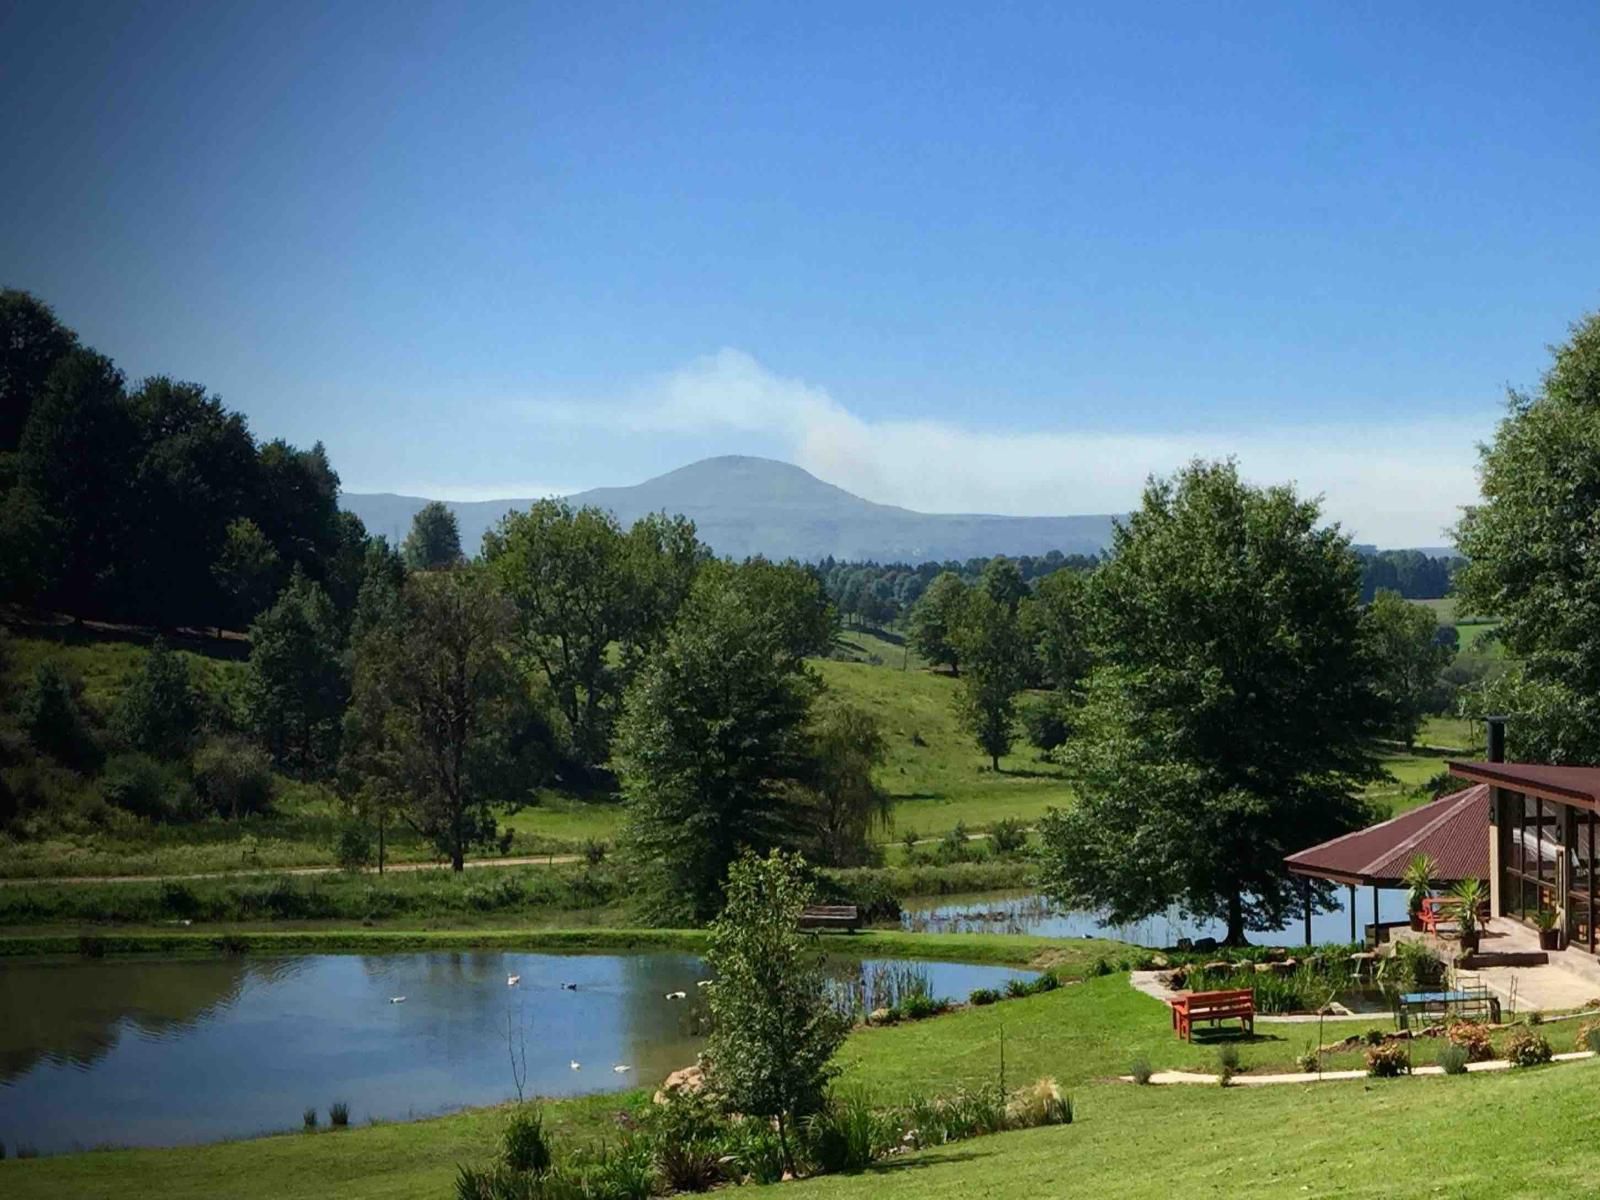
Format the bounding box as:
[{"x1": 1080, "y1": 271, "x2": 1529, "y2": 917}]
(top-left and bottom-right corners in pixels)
[
  {"x1": 1446, "y1": 1021, "x2": 1495, "y2": 1063},
  {"x1": 1504, "y1": 1029, "x2": 1553, "y2": 1068},
  {"x1": 1365, "y1": 1042, "x2": 1411, "y2": 1077}
]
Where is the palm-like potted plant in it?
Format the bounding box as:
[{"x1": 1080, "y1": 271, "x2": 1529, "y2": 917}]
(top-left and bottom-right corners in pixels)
[
  {"x1": 1454, "y1": 877, "x2": 1486, "y2": 954},
  {"x1": 1403, "y1": 854, "x2": 1435, "y2": 932},
  {"x1": 1535, "y1": 906, "x2": 1563, "y2": 951}
]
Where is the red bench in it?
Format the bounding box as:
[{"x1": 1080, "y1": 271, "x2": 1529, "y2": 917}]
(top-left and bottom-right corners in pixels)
[
  {"x1": 1418, "y1": 897, "x2": 1489, "y2": 937},
  {"x1": 1169, "y1": 988, "x2": 1254, "y2": 1041}
]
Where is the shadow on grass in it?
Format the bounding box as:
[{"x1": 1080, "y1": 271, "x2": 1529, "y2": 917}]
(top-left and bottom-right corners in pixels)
[{"x1": 860, "y1": 1147, "x2": 993, "y2": 1175}]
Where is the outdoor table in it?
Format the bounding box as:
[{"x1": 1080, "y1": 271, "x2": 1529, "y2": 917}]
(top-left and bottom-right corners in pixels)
[{"x1": 1397, "y1": 989, "x2": 1499, "y2": 1029}]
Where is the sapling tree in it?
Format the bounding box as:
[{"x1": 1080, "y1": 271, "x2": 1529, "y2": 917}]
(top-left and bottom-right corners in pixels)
[{"x1": 704, "y1": 850, "x2": 849, "y2": 1177}]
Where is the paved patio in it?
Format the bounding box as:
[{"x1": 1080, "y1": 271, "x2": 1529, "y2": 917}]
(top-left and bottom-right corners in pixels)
[{"x1": 1393, "y1": 918, "x2": 1600, "y2": 1014}]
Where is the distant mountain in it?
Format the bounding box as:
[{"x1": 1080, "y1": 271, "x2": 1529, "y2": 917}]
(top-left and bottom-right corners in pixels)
[{"x1": 342, "y1": 455, "x2": 1123, "y2": 563}]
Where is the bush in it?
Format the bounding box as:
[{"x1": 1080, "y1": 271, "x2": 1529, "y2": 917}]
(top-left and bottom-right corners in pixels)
[
  {"x1": 721, "y1": 1119, "x2": 786, "y2": 1185},
  {"x1": 900, "y1": 992, "x2": 945, "y2": 1020},
  {"x1": 1504, "y1": 1029, "x2": 1553, "y2": 1068},
  {"x1": 968, "y1": 987, "x2": 1000, "y2": 1006},
  {"x1": 1215, "y1": 1043, "x2": 1241, "y2": 1084},
  {"x1": 502, "y1": 1105, "x2": 553, "y2": 1175},
  {"x1": 1437, "y1": 1043, "x2": 1471, "y2": 1075},
  {"x1": 583, "y1": 838, "x2": 608, "y2": 866},
  {"x1": 935, "y1": 821, "x2": 972, "y2": 864},
  {"x1": 454, "y1": 1163, "x2": 542, "y2": 1200},
  {"x1": 646, "y1": 1088, "x2": 728, "y2": 1192},
  {"x1": 329, "y1": 1100, "x2": 350, "y2": 1128},
  {"x1": 1446, "y1": 1021, "x2": 1495, "y2": 1063},
  {"x1": 1389, "y1": 939, "x2": 1446, "y2": 991},
  {"x1": 1364, "y1": 1028, "x2": 1387, "y2": 1047},
  {"x1": 192, "y1": 736, "x2": 276, "y2": 818},
  {"x1": 20, "y1": 661, "x2": 99, "y2": 769},
  {"x1": 102, "y1": 752, "x2": 194, "y2": 822},
  {"x1": 303, "y1": 1106, "x2": 318, "y2": 1130},
  {"x1": 1296, "y1": 1048, "x2": 1322, "y2": 1073},
  {"x1": 804, "y1": 1091, "x2": 892, "y2": 1174},
  {"x1": 1129, "y1": 1053, "x2": 1153, "y2": 1085},
  {"x1": 335, "y1": 823, "x2": 373, "y2": 873},
  {"x1": 576, "y1": 1136, "x2": 655, "y2": 1200},
  {"x1": 1575, "y1": 1020, "x2": 1600, "y2": 1053},
  {"x1": 1018, "y1": 692, "x2": 1070, "y2": 752},
  {"x1": 1006, "y1": 1077, "x2": 1071, "y2": 1127},
  {"x1": 989, "y1": 817, "x2": 1028, "y2": 856},
  {"x1": 1365, "y1": 1043, "x2": 1411, "y2": 1077},
  {"x1": 1005, "y1": 977, "x2": 1030, "y2": 999}
]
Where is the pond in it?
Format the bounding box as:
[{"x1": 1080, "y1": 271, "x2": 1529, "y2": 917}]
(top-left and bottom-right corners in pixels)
[
  {"x1": 899, "y1": 889, "x2": 1411, "y2": 948},
  {"x1": 0, "y1": 950, "x2": 1030, "y2": 1154}
]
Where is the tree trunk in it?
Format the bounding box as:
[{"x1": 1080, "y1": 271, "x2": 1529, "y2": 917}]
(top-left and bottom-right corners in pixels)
[
  {"x1": 378, "y1": 810, "x2": 386, "y2": 875},
  {"x1": 991, "y1": 753, "x2": 1000, "y2": 772},
  {"x1": 1224, "y1": 890, "x2": 1247, "y2": 946},
  {"x1": 775, "y1": 1111, "x2": 792, "y2": 1179}
]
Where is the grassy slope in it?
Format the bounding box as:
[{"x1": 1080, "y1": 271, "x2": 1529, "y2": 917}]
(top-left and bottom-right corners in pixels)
[{"x1": 10, "y1": 969, "x2": 1590, "y2": 1199}]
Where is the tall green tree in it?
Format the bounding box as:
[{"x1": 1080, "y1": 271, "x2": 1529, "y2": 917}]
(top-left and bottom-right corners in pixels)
[
  {"x1": 1364, "y1": 589, "x2": 1453, "y2": 749},
  {"x1": 615, "y1": 565, "x2": 819, "y2": 922},
  {"x1": 1025, "y1": 567, "x2": 1093, "y2": 694},
  {"x1": 979, "y1": 555, "x2": 1028, "y2": 611},
  {"x1": 908, "y1": 571, "x2": 969, "y2": 674},
  {"x1": 1037, "y1": 461, "x2": 1386, "y2": 944},
  {"x1": 14, "y1": 348, "x2": 137, "y2": 617},
  {"x1": 952, "y1": 589, "x2": 1028, "y2": 770},
  {"x1": 402, "y1": 500, "x2": 463, "y2": 571},
  {"x1": 125, "y1": 376, "x2": 261, "y2": 628},
  {"x1": 704, "y1": 850, "x2": 848, "y2": 1176},
  {"x1": 213, "y1": 517, "x2": 284, "y2": 630},
  {"x1": 343, "y1": 568, "x2": 535, "y2": 869},
  {"x1": 484, "y1": 501, "x2": 703, "y2": 768},
  {"x1": 113, "y1": 639, "x2": 199, "y2": 760},
  {"x1": 244, "y1": 572, "x2": 347, "y2": 776},
  {"x1": 1454, "y1": 312, "x2": 1600, "y2": 761},
  {"x1": 798, "y1": 696, "x2": 891, "y2": 867},
  {"x1": 0, "y1": 289, "x2": 79, "y2": 454}
]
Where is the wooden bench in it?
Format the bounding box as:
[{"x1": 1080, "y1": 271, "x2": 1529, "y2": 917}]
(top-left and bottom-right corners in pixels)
[
  {"x1": 1169, "y1": 988, "x2": 1254, "y2": 1041},
  {"x1": 799, "y1": 904, "x2": 861, "y2": 932}
]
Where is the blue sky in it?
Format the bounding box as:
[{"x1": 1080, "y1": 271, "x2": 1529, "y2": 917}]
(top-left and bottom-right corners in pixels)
[{"x1": 3, "y1": 1, "x2": 1597, "y2": 545}]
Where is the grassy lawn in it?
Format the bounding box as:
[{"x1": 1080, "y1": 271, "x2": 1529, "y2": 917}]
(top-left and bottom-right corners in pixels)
[
  {"x1": 10, "y1": 960, "x2": 1589, "y2": 1200},
  {"x1": 812, "y1": 659, "x2": 1072, "y2": 836},
  {"x1": 794, "y1": 1060, "x2": 1600, "y2": 1199}
]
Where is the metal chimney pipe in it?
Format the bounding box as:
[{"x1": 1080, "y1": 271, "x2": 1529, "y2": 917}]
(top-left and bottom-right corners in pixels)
[{"x1": 1485, "y1": 716, "x2": 1507, "y2": 764}]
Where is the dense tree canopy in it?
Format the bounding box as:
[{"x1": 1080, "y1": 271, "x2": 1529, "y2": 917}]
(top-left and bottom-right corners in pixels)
[
  {"x1": 1454, "y1": 312, "x2": 1600, "y2": 761},
  {"x1": 343, "y1": 568, "x2": 541, "y2": 869},
  {"x1": 0, "y1": 289, "x2": 79, "y2": 455},
  {"x1": 1364, "y1": 589, "x2": 1452, "y2": 749},
  {"x1": 615, "y1": 563, "x2": 821, "y2": 921},
  {"x1": 1037, "y1": 461, "x2": 1388, "y2": 944},
  {"x1": 908, "y1": 571, "x2": 969, "y2": 674},
  {"x1": 402, "y1": 500, "x2": 464, "y2": 571},
  {"x1": 244, "y1": 573, "x2": 348, "y2": 777}
]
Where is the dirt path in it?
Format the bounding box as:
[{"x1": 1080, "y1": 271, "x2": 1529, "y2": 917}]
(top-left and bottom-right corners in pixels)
[{"x1": 0, "y1": 852, "x2": 583, "y2": 888}]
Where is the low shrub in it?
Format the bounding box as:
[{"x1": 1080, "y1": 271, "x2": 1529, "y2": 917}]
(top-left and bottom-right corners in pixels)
[
  {"x1": 989, "y1": 817, "x2": 1028, "y2": 856},
  {"x1": 329, "y1": 1100, "x2": 350, "y2": 1128},
  {"x1": 1216, "y1": 1043, "x2": 1241, "y2": 1074},
  {"x1": 1364, "y1": 1028, "x2": 1387, "y2": 1046},
  {"x1": 655, "y1": 1139, "x2": 723, "y2": 1193},
  {"x1": 719, "y1": 1119, "x2": 786, "y2": 1185},
  {"x1": 1296, "y1": 1048, "x2": 1322, "y2": 1074},
  {"x1": 900, "y1": 993, "x2": 946, "y2": 1020},
  {"x1": 1446, "y1": 1021, "x2": 1495, "y2": 1063},
  {"x1": 583, "y1": 838, "x2": 608, "y2": 867},
  {"x1": 1526, "y1": 1010, "x2": 1544, "y2": 1027},
  {"x1": 1365, "y1": 1043, "x2": 1411, "y2": 1078},
  {"x1": 968, "y1": 987, "x2": 1000, "y2": 1006},
  {"x1": 805, "y1": 1091, "x2": 893, "y2": 1174},
  {"x1": 1005, "y1": 977, "x2": 1030, "y2": 999},
  {"x1": 1575, "y1": 1020, "x2": 1600, "y2": 1054},
  {"x1": 454, "y1": 1163, "x2": 542, "y2": 1200},
  {"x1": 102, "y1": 753, "x2": 192, "y2": 823},
  {"x1": 1437, "y1": 1043, "x2": 1471, "y2": 1076},
  {"x1": 1129, "y1": 1053, "x2": 1153, "y2": 1085},
  {"x1": 303, "y1": 1106, "x2": 318, "y2": 1130},
  {"x1": 192, "y1": 736, "x2": 275, "y2": 818},
  {"x1": 335, "y1": 824, "x2": 372, "y2": 873},
  {"x1": 1504, "y1": 1029, "x2": 1553, "y2": 1068},
  {"x1": 646, "y1": 1088, "x2": 728, "y2": 1191},
  {"x1": 502, "y1": 1105, "x2": 552, "y2": 1175},
  {"x1": 575, "y1": 1135, "x2": 655, "y2": 1200},
  {"x1": 1006, "y1": 1077, "x2": 1071, "y2": 1127}
]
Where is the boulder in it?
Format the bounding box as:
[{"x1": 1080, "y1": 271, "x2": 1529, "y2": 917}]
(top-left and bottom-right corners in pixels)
[{"x1": 653, "y1": 1064, "x2": 705, "y2": 1105}]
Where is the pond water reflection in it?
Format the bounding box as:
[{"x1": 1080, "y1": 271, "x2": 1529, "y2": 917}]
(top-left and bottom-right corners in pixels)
[
  {"x1": 0, "y1": 950, "x2": 1029, "y2": 1154},
  {"x1": 899, "y1": 889, "x2": 1410, "y2": 948}
]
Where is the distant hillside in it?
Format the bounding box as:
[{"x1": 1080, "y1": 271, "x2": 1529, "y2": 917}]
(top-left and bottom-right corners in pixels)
[{"x1": 343, "y1": 455, "x2": 1122, "y2": 562}]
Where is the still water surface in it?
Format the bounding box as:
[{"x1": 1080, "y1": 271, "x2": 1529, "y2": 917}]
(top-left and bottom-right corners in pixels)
[
  {"x1": 0, "y1": 951, "x2": 1028, "y2": 1154},
  {"x1": 900, "y1": 889, "x2": 1411, "y2": 947}
]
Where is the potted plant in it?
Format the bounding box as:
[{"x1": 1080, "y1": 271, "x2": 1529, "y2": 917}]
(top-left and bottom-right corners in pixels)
[
  {"x1": 1535, "y1": 907, "x2": 1563, "y2": 951},
  {"x1": 1403, "y1": 853, "x2": 1435, "y2": 932},
  {"x1": 1454, "y1": 877, "x2": 1486, "y2": 954}
]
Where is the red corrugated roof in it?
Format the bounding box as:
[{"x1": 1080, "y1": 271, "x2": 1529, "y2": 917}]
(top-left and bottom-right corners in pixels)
[
  {"x1": 1448, "y1": 761, "x2": 1600, "y2": 809},
  {"x1": 1284, "y1": 785, "x2": 1488, "y2": 887}
]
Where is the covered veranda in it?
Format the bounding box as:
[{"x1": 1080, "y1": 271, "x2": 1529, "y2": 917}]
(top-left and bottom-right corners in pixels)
[{"x1": 1285, "y1": 785, "x2": 1489, "y2": 946}]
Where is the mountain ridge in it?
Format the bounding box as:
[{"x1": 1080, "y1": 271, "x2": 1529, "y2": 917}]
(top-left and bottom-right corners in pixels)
[{"x1": 342, "y1": 455, "x2": 1122, "y2": 562}]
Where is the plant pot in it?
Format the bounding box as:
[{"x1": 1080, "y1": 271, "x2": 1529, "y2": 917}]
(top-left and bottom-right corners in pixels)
[
  {"x1": 1459, "y1": 931, "x2": 1481, "y2": 954},
  {"x1": 1539, "y1": 929, "x2": 1562, "y2": 951},
  {"x1": 1409, "y1": 916, "x2": 1424, "y2": 932}
]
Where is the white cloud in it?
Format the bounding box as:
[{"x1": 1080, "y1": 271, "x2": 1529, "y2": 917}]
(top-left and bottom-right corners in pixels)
[{"x1": 532, "y1": 348, "x2": 1489, "y2": 547}]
